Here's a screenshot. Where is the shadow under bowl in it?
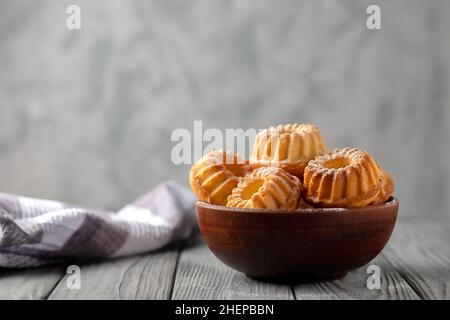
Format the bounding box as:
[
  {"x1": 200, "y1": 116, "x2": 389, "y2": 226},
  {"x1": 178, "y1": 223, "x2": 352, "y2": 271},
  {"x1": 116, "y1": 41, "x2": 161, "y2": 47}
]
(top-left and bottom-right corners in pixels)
[{"x1": 196, "y1": 198, "x2": 399, "y2": 282}]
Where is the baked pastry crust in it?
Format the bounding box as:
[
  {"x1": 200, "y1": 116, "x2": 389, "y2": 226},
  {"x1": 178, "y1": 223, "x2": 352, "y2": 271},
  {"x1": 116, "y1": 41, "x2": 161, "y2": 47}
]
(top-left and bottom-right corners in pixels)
[
  {"x1": 298, "y1": 198, "x2": 316, "y2": 209},
  {"x1": 227, "y1": 166, "x2": 302, "y2": 209},
  {"x1": 303, "y1": 147, "x2": 386, "y2": 208},
  {"x1": 189, "y1": 150, "x2": 249, "y2": 205},
  {"x1": 372, "y1": 168, "x2": 395, "y2": 205},
  {"x1": 250, "y1": 124, "x2": 327, "y2": 178}
]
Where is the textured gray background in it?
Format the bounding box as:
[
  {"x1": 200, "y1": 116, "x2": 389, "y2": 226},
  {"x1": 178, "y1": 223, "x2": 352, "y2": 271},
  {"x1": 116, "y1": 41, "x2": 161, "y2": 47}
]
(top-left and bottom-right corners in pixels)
[{"x1": 0, "y1": 0, "x2": 449, "y2": 219}]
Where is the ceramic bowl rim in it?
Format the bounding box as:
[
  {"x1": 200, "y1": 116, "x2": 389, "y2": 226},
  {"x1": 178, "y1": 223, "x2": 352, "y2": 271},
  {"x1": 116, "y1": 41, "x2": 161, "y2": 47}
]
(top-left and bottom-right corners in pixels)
[{"x1": 196, "y1": 197, "x2": 399, "y2": 215}]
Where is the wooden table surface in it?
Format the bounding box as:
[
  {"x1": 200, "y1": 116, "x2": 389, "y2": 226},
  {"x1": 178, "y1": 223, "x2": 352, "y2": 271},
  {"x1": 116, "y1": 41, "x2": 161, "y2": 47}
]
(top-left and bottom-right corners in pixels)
[{"x1": 0, "y1": 217, "x2": 448, "y2": 300}]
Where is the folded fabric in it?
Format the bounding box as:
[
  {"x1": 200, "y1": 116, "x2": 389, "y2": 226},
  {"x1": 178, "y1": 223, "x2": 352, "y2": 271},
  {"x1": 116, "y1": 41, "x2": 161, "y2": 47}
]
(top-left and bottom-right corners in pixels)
[{"x1": 0, "y1": 181, "x2": 196, "y2": 268}]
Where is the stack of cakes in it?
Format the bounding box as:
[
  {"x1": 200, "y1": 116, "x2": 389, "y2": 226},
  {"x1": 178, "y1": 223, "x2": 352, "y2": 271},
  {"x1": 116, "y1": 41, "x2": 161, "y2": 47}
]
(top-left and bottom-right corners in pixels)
[{"x1": 189, "y1": 124, "x2": 394, "y2": 209}]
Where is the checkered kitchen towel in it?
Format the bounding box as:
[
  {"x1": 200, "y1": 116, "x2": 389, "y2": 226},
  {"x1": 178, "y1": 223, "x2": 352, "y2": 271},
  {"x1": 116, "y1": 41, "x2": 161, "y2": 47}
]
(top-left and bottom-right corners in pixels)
[{"x1": 0, "y1": 181, "x2": 196, "y2": 268}]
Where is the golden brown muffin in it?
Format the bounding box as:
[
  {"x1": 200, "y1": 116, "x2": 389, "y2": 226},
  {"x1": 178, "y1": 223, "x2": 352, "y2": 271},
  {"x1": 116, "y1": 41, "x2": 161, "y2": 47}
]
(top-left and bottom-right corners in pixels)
[
  {"x1": 189, "y1": 150, "x2": 249, "y2": 206},
  {"x1": 227, "y1": 166, "x2": 302, "y2": 209},
  {"x1": 250, "y1": 124, "x2": 327, "y2": 178},
  {"x1": 372, "y1": 168, "x2": 395, "y2": 205},
  {"x1": 303, "y1": 147, "x2": 385, "y2": 208}
]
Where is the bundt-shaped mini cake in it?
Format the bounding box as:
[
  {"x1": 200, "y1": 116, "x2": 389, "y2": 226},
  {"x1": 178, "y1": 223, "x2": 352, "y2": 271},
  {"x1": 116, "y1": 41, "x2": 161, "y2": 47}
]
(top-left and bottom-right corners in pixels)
[
  {"x1": 227, "y1": 166, "x2": 302, "y2": 209},
  {"x1": 303, "y1": 147, "x2": 386, "y2": 208},
  {"x1": 372, "y1": 168, "x2": 395, "y2": 205},
  {"x1": 250, "y1": 124, "x2": 327, "y2": 178},
  {"x1": 189, "y1": 150, "x2": 249, "y2": 206}
]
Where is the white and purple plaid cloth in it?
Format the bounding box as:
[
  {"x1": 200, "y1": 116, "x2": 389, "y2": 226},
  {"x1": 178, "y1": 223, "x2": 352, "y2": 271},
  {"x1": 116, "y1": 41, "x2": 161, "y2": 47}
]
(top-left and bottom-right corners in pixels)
[{"x1": 0, "y1": 181, "x2": 196, "y2": 268}]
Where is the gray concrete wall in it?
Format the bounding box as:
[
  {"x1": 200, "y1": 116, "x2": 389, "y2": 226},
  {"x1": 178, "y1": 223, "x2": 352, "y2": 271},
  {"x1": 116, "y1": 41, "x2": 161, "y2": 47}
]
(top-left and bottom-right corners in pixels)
[{"x1": 0, "y1": 0, "x2": 449, "y2": 219}]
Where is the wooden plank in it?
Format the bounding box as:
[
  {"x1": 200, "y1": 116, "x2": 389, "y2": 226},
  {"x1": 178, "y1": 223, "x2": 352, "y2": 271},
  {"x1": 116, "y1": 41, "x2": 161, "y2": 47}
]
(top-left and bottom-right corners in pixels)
[
  {"x1": 2, "y1": 219, "x2": 445, "y2": 300},
  {"x1": 171, "y1": 235, "x2": 294, "y2": 300},
  {"x1": 294, "y1": 218, "x2": 450, "y2": 300},
  {"x1": 293, "y1": 253, "x2": 419, "y2": 300},
  {"x1": 382, "y1": 218, "x2": 450, "y2": 300},
  {"x1": 0, "y1": 266, "x2": 65, "y2": 299},
  {"x1": 48, "y1": 246, "x2": 179, "y2": 300}
]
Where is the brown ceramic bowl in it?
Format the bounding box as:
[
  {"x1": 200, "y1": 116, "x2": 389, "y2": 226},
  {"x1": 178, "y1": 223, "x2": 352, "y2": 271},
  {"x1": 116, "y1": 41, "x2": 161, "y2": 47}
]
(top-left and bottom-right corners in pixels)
[{"x1": 196, "y1": 198, "x2": 399, "y2": 282}]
